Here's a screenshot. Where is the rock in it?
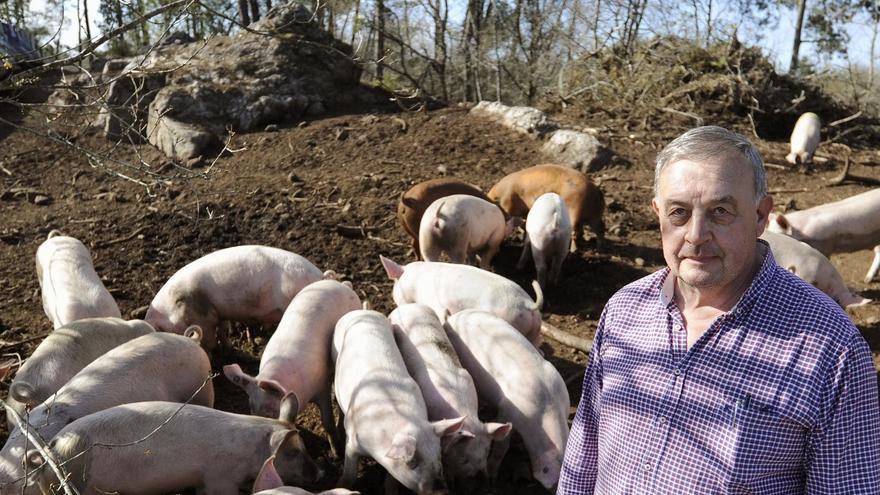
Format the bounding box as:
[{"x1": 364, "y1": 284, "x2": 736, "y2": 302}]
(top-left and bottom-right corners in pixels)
[
  {"x1": 264, "y1": 124, "x2": 279, "y2": 132},
  {"x1": 83, "y1": 1, "x2": 388, "y2": 162},
  {"x1": 469, "y1": 101, "x2": 557, "y2": 137},
  {"x1": 32, "y1": 195, "x2": 51, "y2": 206},
  {"x1": 541, "y1": 129, "x2": 612, "y2": 172}
]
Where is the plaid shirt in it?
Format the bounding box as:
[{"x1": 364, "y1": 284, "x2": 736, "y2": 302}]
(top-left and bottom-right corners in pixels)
[{"x1": 558, "y1": 244, "x2": 880, "y2": 494}]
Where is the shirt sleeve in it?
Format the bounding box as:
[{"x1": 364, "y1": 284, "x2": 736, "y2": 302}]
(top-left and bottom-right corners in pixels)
[
  {"x1": 557, "y1": 309, "x2": 606, "y2": 495},
  {"x1": 806, "y1": 333, "x2": 880, "y2": 493}
]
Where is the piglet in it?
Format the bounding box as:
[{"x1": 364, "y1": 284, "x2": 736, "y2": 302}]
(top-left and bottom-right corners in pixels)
[
  {"x1": 0, "y1": 330, "x2": 214, "y2": 494},
  {"x1": 488, "y1": 164, "x2": 604, "y2": 250},
  {"x1": 761, "y1": 231, "x2": 870, "y2": 308},
  {"x1": 332, "y1": 310, "x2": 465, "y2": 495},
  {"x1": 768, "y1": 188, "x2": 880, "y2": 282},
  {"x1": 786, "y1": 112, "x2": 821, "y2": 166},
  {"x1": 518, "y1": 193, "x2": 572, "y2": 290},
  {"x1": 390, "y1": 304, "x2": 512, "y2": 491},
  {"x1": 444, "y1": 310, "x2": 570, "y2": 491},
  {"x1": 398, "y1": 178, "x2": 493, "y2": 259},
  {"x1": 380, "y1": 256, "x2": 543, "y2": 346},
  {"x1": 2, "y1": 317, "x2": 154, "y2": 430},
  {"x1": 145, "y1": 245, "x2": 324, "y2": 351},
  {"x1": 22, "y1": 401, "x2": 320, "y2": 495},
  {"x1": 225, "y1": 280, "x2": 362, "y2": 455},
  {"x1": 253, "y1": 456, "x2": 359, "y2": 495},
  {"x1": 419, "y1": 194, "x2": 512, "y2": 267},
  {"x1": 36, "y1": 231, "x2": 121, "y2": 329}
]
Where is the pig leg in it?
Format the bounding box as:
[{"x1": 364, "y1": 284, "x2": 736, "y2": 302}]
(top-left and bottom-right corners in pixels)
[
  {"x1": 477, "y1": 243, "x2": 500, "y2": 269},
  {"x1": 448, "y1": 245, "x2": 468, "y2": 265},
  {"x1": 338, "y1": 441, "x2": 360, "y2": 488},
  {"x1": 865, "y1": 245, "x2": 880, "y2": 283},
  {"x1": 316, "y1": 387, "x2": 342, "y2": 458},
  {"x1": 517, "y1": 236, "x2": 532, "y2": 271},
  {"x1": 550, "y1": 251, "x2": 565, "y2": 287}
]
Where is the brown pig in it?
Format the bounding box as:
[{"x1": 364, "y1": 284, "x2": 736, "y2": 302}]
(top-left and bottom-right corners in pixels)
[
  {"x1": 488, "y1": 164, "x2": 605, "y2": 249},
  {"x1": 397, "y1": 178, "x2": 492, "y2": 259}
]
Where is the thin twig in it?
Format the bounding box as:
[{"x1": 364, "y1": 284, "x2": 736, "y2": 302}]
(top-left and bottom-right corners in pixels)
[
  {"x1": 4, "y1": 405, "x2": 78, "y2": 495},
  {"x1": 828, "y1": 111, "x2": 862, "y2": 127},
  {"x1": 541, "y1": 322, "x2": 592, "y2": 353},
  {"x1": 96, "y1": 227, "x2": 148, "y2": 247},
  {"x1": 0, "y1": 332, "x2": 51, "y2": 350}
]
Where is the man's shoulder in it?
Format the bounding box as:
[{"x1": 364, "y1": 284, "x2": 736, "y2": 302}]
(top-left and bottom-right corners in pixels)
[
  {"x1": 605, "y1": 268, "x2": 668, "y2": 312},
  {"x1": 758, "y1": 262, "x2": 861, "y2": 344}
]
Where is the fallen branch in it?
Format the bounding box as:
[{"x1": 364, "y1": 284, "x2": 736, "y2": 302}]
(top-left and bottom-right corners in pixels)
[
  {"x1": 764, "y1": 162, "x2": 789, "y2": 170},
  {"x1": 828, "y1": 156, "x2": 880, "y2": 187},
  {"x1": 5, "y1": 405, "x2": 78, "y2": 495},
  {"x1": 768, "y1": 187, "x2": 810, "y2": 194},
  {"x1": 97, "y1": 226, "x2": 148, "y2": 247},
  {"x1": 828, "y1": 111, "x2": 862, "y2": 127},
  {"x1": 0, "y1": 332, "x2": 51, "y2": 350},
  {"x1": 659, "y1": 107, "x2": 704, "y2": 126},
  {"x1": 541, "y1": 322, "x2": 592, "y2": 353}
]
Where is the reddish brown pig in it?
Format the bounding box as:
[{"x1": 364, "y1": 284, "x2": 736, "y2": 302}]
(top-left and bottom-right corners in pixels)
[
  {"x1": 397, "y1": 178, "x2": 492, "y2": 259},
  {"x1": 488, "y1": 164, "x2": 604, "y2": 250}
]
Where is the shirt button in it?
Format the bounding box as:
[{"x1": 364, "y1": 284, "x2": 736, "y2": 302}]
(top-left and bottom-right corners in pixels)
[
  {"x1": 659, "y1": 416, "x2": 667, "y2": 424},
  {"x1": 643, "y1": 462, "x2": 652, "y2": 472},
  {"x1": 673, "y1": 369, "x2": 681, "y2": 376}
]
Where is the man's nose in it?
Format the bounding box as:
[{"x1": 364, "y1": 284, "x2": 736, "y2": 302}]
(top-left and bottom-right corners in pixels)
[{"x1": 685, "y1": 212, "x2": 711, "y2": 244}]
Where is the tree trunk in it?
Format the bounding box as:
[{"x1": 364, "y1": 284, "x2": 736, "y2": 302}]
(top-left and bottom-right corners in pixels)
[
  {"x1": 790, "y1": 0, "x2": 807, "y2": 73},
  {"x1": 376, "y1": 0, "x2": 386, "y2": 82},
  {"x1": 249, "y1": 0, "x2": 261, "y2": 23},
  {"x1": 239, "y1": 0, "x2": 251, "y2": 26}
]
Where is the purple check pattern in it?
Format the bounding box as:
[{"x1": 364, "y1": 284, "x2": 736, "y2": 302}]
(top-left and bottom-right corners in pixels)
[{"x1": 558, "y1": 245, "x2": 880, "y2": 494}]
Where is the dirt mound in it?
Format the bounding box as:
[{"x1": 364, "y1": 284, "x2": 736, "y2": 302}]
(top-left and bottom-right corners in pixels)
[{"x1": 553, "y1": 36, "x2": 880, "y2": 148}]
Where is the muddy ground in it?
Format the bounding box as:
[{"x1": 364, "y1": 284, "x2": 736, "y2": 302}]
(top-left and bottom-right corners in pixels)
[{"x1": 1, "y1": 95, "x2": 879, "y2": 494}]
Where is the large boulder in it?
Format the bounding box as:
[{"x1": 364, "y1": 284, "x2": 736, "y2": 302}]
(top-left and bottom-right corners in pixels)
[
  {"x1": 470, "y1": 100, "x2": 611, "y2": 172},
  {"x1": 98, "y1": 2, "x2": 387, "y2": 162}
]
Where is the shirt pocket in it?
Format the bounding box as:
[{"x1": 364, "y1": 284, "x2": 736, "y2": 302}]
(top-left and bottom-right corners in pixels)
[{"x1": 729, "y1": 404, "x2": 808, "y2": 483}]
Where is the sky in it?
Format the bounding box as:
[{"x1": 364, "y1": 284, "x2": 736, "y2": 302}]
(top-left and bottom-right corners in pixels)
[{"x1": 25, "y1": 0, "x2": 879, "y2": 74}]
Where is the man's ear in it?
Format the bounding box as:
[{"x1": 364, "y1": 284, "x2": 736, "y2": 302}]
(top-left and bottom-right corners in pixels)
[
  {"x1": 756, "y1": 195, "x2": 774, "y2": 234},
  {"x1": 651, "y1": 197, "x2": 660, "y2": 217}
]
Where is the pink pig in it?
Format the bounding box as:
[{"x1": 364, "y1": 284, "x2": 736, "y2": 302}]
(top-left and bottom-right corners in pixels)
[
  {"x1": 380, "y1": 256, "x2": 543, "y2": 347},
  {"x1": 444, "y1": 310, "x2": 570, "y2": 491},
  {"x1": 225, "y1": 280, "x2": 361, "y2": 455},
  {"x1": 418, "y1": 194, "x2": 513, "y2": 267},
  {"x1": 768, "y1": 188, "x2": 880, "y2": 283},
  {"x1": 22, "y1": 401, "x2": 320, "y2": 495},
  {"x1": 36, "y1": 231, "x2": 121, "y2": 329},
  {"x1": 146, "y1": 245, "x2": 324, "y2": 351},
  {"x1": 390, "y1": 304, "x2": 511, "y2": 491}
]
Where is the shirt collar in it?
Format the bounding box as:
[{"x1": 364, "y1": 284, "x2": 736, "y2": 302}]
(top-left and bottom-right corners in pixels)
[{"x1": 658, "y1": 239, "x2": 776, "y2": 320}]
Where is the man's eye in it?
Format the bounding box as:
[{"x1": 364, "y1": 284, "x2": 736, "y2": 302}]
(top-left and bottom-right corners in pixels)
[
  {"x1": 713, "y1": 207, "x2": 730, "y2": 216},
  {"x1": 669, "y1": 208, "x2": 687, "y2": 217}
]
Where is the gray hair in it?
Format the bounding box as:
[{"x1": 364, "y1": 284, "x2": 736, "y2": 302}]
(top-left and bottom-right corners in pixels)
[{"x1": 654, "y1": 126, "x2": 767, "y2": 200}]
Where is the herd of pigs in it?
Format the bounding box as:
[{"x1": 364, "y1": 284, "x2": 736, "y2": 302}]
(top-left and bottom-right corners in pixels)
[{"x1": 2, "y1": 112, "x2": 880, "y2": 495}]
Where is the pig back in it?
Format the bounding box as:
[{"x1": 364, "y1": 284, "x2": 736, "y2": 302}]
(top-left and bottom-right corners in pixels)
[
  {"x1": 5, "y1": 318, "x2": 155, "y2": 429},
  {"x1": 398, "y1": 179, "x2": 491, "y2": 239}
]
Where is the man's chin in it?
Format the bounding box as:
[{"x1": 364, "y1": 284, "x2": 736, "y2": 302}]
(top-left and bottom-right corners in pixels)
[{"x1": 676, "y1": 268, "x2": 722, "y2": 289}]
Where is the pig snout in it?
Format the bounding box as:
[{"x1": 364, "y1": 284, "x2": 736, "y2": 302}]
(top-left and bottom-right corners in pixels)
[
  {"x1": 271, "y1": 429, "x2": 322, "y2": 487},
  {"x1": 183, "y1": 325, "x2": 203, "y2": 343}
]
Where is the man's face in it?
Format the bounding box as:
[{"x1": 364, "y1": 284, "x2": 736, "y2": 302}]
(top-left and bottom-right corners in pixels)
[{"x1": 652, "y1": 154, "x2": 773, "y2": 294}]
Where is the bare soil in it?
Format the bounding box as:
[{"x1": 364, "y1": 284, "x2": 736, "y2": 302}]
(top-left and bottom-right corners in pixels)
[{"x1": 1, "y1": 97, "x2": 879, "y2": 494}]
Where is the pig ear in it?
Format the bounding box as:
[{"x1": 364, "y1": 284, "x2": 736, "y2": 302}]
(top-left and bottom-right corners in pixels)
[
  {"x1": 258, "y1": 379, "x2": 287, "y2": 398},
  {"x1": 183, "y1": 325, "x2": 203, "y2": 343},
  {"x1": 432, "y1": 416, "x2": 467, "y2": 437},
  {"x1": 253, "y1": 456, "x2": 285, "y2": 493},
  {"x1": 10, "y1": 381, "x2": 37, "y2": 406},
  {"x1": 774, "y1": 213, "x2": 789, "y2": 230},
  {"x1": 269, "y1": 429, "x2": 306, "y2": 455},
  {"x1": 25, "y1": 449, "x2": 45, "y2": 470},
  {"x1": 278, "y1": 392, "x2": 300, "y2": 423},
  {"x1": 380, "y1": 256, "x2": 404, "y2": 280},
  {"x1": 386, "y1": 433, "x2": 417, "y2": 461},
  {"x1": 222, "y1": 364, "x2": 255, "y2": 391},
  {"x1": 486, "y1": 422, "x2": 513, "y2": 440}
]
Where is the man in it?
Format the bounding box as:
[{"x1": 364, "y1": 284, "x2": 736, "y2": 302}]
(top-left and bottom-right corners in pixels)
[{"x1": 558, "y1": 126, "x2": 880, "y2": 494}]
